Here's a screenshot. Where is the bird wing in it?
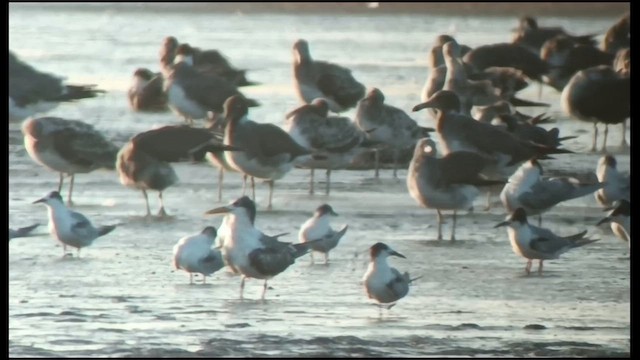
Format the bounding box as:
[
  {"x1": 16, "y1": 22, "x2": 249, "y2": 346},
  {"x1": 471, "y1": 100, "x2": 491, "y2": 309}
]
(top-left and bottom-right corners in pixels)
[
  {"x1": 437, "y1": 151, "x2": 501, "y2": 187},
  {"x1": 9, "y1": 52, "x2": 64, "y2": 106},
  {"x1": 311, "y1": 117, "x2": 364, "y2": 153},
  {"x1": 314, "y1": 61, "x2": 366, "y2": 108},
  {"x1": 253, "y1": 123, "x2": 311, "y2": 160},
  {"x1": 386, "y1": 268, "x2": 410, "y2": 300},
  {"x1": 133, "y1": 74, "x2": 167, "y2": 111},
  {"x1": 52, "y1": 127, "x2": 119, "y2": 170},
  {"x1": 69, "y1": 211, "x2": 95, "y2": 238},
  {"x1": 519, "y1": 177, "x2": 602, "y2": 211},
  {"x1": 170, "y1": 64, "x2": 242, "y2": 112},
  {"x1": 248, "y1": 247, "x2": 295, "y2": 278}
]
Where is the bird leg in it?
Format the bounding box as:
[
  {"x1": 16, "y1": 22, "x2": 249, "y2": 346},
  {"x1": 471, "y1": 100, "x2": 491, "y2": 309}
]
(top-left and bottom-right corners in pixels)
[
  {"x1": 189, "y1": 273, "x2": 193, "y2": 285},
  {"x1": 261, "y1": 280, "x2": 269, "y2": 300},
  {"x1": 484, "y1": 190, "x2": 492, "y2": 211},
  {"x1": 58, "y1": 173, "x2": 64, "y2": 192},
  {"x1": 537, "y1": 82, "x2": 543, "y2": 101},
  {"x1": 620, "y1": 120, "x2": 629, "y2": 149},
  {"x1": 324, "y1": 252, "x2": 329, "y2": 265},
  {"x1": 62, "y1": 244, "x2": 68, "y2": 257},
  {"x1": 158, "y1": 191, "x2": 168, "y2": 217},
  {"x1": 67, "y1": 174, "x2": 75, "y2": 206},
  {"x1": 392, "y1": 149, "x2": 399, "y2": 179},
  {"x1": 251, "y1": 177, "x2": 256, "y2": 201},
  {"x1": 538, "y1": 260, "x2": 544, "y2": 275},
  {"x1": 538, "y1": 215, "x2": 542, "y2": 227},
  {"x1": 203, "y1": 275, "x2": 207, "y2": 285},
  {"x1": 525, "y1": 260, "x2": 532, "y2": 275},
  {"x1": 601, "y1": 124, "x2": 609, "y2": 153},
  {"x1": 436, "y1": 210, "x2": 443, "y2": 241},
  {"x1": 309, "y1": 252, "x2": 315, "y2": 265},
  {"x1": 240, "y1": 276, "x2": 246, "y2": 300},
  {"x1": 450, "y1": 210, "x2": 457, "y2": 241},
  {"x1": 309, "y1": 168, "x2": 315, "y2": 195},
  {"x1": 267, "y1": 180, "x2": 274, "y2": 210},
  {"x1": 76, "y1": 247, "x2": 81, "y2": 258},
  {"x1": 325, "y1": 169, "x2": 331, "y2": 195},
  {"x1": 217, "y1": 168, "x2": 224, "y2": 202},
  {"x1": 374, "y1": 149, "x2": 380, "y2": 179},
  {"x1": 242, "y1": 174, "x2": 247, "y2": 196},
  {"x1": 142, "y1": 189, "x2": 151, "y2": 217},
  {"x1": 591, "y1": 123, "x2": 598, "y2": 152}
]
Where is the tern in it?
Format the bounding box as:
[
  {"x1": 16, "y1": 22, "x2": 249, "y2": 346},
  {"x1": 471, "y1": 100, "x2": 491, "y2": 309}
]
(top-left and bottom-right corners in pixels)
[{"x1": 298, "y1": 204, "x2": 348, "y2": 264}]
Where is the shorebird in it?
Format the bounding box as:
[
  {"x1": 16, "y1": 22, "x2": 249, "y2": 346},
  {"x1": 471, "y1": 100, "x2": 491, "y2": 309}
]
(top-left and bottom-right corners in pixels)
[
  {"x1": 222, "y1": 95, "x2": 318, "y2": 210},
  {"x1": 9, "y1": 223, "x2": 40, "y2": 241},
  {"x1": 286, "y1": 98, "x2": 377, "y2": 194},
  {"x1": 561, "y1": 65, "x2": 630, "y2": 152},
  {"x1": 173, "y1": 226, "x2": 225, "y2": 284},
  {"x1": 602, "y1": 12, "x2": 630, "y2": 55},
  {"x1": 500, "y1": 159, "x2": 605, "y2": 226},
  {"x1": 292, "y1": 39, "x2": 366, "y2": 113},
  {"x1": 22, "y1": 117, "x2": 119, "y2": 206},
  {"x1": 597, "y1": 199, "x2": 630, "y2": 249},
  {"x1": 407, "y1": 138, "x2": 504, "y2": 241},
  {"x1": 426, "y1": 34, "x2": 473, "y2": 69},
  {"x1": 162, "y1": 43, "x2": 260, "y2": 125},
  {"x1": 205, "y1": 196, "x2": 317, "y2": 299},
  {"x1": 511, "y1": 15, "x2": 596, "y2": 54},
  {"x1": 128, "y1": 68, "x2": 168, "y2": 112},
  {"x1": 33, "y1": 191, "x2": 116, "y2": 257},
  {"x1": 613, "y1": 48, "x2": 630, "y2": 76},
  {"x1": 298, "y1": 204, "x2": 348, "y2": 264},
  {"x1": 493, "y1": 113, "x2": 577, "y2": 148},
  {"x1": 9, "y1": 51, "x2": 105, "y2": 122},
  {"x1": 363, "y1": 242, "x2": 420, "y2": 313},
  {"x1": 595, "y1": 155, "x2": 630, "y2": 208},
  {"x1": 116, "y1": 125, "x2": 242, "y2": 217},
  {"x1": 495, "y1": 208, "x2": 598, "y2": 275},
  {"x1": 355, "y1": 88, "x2": 435, "y2": 178},
  {"x1": 463, "y1": 42, "x2": 550, "y2": 84}
]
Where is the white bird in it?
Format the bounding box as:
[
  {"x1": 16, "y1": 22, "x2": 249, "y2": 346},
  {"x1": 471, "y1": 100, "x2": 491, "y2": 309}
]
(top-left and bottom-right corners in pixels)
[
  {"x1": 597, "y1": 199, "x2": 630, "y2": 249},
  {"x1": 33, "y1": 191, "x2": 116, "y2": 257},
  {"x1": 595, "y1": 155, "x2": 630, "y2": 208},
  {"x1": 298, "y1": 204, "x2": 348, "y2": 264},
  {"x1": 495, "y1": 208, "x2": 598, "y2": 275},
  {"x1": 205, "y1": 196, "x2": 317, "y2": 299},
  {"x1": 9, "y1": 223, "x2": 40, "y2": 241},
  {"x1": 363, "y1": 242, "x2": 419, "y2": 312},
  {"x1": 500, "y1": 158, "x2": 605, "y2": 226},
  {"x1": 173, "y1": 226, "x2": 225, "y2": 284}
]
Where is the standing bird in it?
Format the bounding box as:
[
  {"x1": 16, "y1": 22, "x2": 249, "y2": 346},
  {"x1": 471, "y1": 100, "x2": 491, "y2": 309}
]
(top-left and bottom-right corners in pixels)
[
  {"x1": 292, "y1": 39, "x2": 366, "y2": 113},
  {"x1": 363, "y1": 242, "x2": 418, "y2": 313},
  {"x1": 22, "y1": 117, "x2": 119, "y2": 206},
  {"x1": 128, "y1": 68, "x2": 168, "y2": 112},
  {"x1": 597, "y1": 199, "x2": 630, "y2": 249},
  {"x1": 298, "y1": 204, "x2": 349, "y2": 264},
  {"x1": 173, "y1": 226, "x2": 225, "y2": 284},
  {"x1": 9, "y1": 51, "x2": 105, "y2": 122},
  {"x1": 495, "y1": 208, "x2": 598, "y2": 275},
  {"x1": 222, "y1": 95, "x2": 318, "y2": 210},
  {"x1": 205, "y1": 196, "x2": 316, "y2": 299},
  {"x1": 9, "y1": 223, "x2": 40, "y2": 241},
  {"x1": 116, "y1": 125, "x2": 242, "y2": 217},
  {"x1": 595, "y1": 155, "x2": 630, "y2": 208},
  {"x1": 354, "y1": 88, "x2": 434, "y2": 178},
  {"x1": 407, "y1": 138, "x2": 504, "y2": 241},
  {"x1": 500, "y1": 159, "x2": 605, "y2": 226},
  {"x1": 602, "y1": 12, "x2": 630, "y2": 55},
  {"x1": 561, "y1": 65, "x2": 630, "y2": 152},
  {"x1": 33, "y1": 191, "x2": 116, "y2": 257}
]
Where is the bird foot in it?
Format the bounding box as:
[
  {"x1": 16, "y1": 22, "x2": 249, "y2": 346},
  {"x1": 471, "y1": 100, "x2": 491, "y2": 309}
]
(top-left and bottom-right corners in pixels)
[{"x1": 158, "y1": 208, "x2": 168, "y2": 217}]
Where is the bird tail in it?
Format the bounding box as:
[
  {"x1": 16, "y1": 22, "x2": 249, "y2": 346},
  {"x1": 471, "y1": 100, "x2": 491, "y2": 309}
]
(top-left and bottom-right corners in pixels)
[
  {"x1": 471, "y1": 178, "x2": 507, "y2": 187},
  {"x1": 97, "y1": 225, "x2": 116, "y2": 237},
  {"x1": 403, "y1": 272, "x2": 424, "y2": 284},
  {"x1": 563, "y1": 230, "x2": 600, "y2": 248},
  {"x1": 244, "y1": 97, "x2": 261, "y2": 108},
  {"x1": 509, "y1": 96, "x2": 550, "y2": 108},
  {"x1": 55, "y1": 84, "x2": 106, "y2": 102},
  {"x1": 291, "y1": 239, "x2": 323, "y2": 259}
]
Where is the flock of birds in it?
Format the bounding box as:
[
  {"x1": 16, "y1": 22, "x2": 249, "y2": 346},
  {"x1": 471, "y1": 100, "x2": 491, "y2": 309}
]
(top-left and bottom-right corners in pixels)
[{"x1": 9, "y1": 13, "x2": 630, "y2": 311}]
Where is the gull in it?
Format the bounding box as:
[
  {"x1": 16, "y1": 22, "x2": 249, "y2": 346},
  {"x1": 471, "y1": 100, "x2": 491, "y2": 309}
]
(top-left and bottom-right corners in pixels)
[
  {"x1": 205, "y1": 196, "x2": 317, "y2": 299},
  {"x1": 173, "y1": 226, "x2": 225, "y2": 284},
  {"x1": 128, "y1": 68, "x2": 168, "y2": 112},
  {"x1": 162, "y1": 43, "x2": 259, "y2": 125},
  {"x1": 602, "y1": 12, "x2": 630, "y2": 55},
  {"x1": 292, "y1": 39, "x2": 366, "y2": 113},
  {"x1": 298, "y1": 204, "x2": 349, "y2": 264},
  {"x1": 597, "y1": 199, "x2": 630, "y2": 249},
  {"x1": 9, "y1": 223, "x2": 40, "y2": 241},
  {"x1": 363, "y1": 242, "x2": 420, "y2": 313},
  {"x1": 9, "y1": 51, "x2": 105, "y2": 122},
  {"x1": 222, "y1": 95, "x2": 319, "y2": 210},
  {"x1": 354, "y1": 88, "x2": 435, "y2": 178},
  {"x1": 463, "y1": 42, "x2": 550, "y2": 85},
  {"x1": 561, "y1": 65, "x2": 630, "y2": 152},
  {"x1": 492, "y1": 113, "x2": 577, "y2": 148},
  {"x1": 595, "y1": 155, "x2": 630, "y2": 208},
  {"x1": 116, "y1": 125, "x2": 242, "y2": 217},
  {"x1": 407, "y1": 138, "x2": 504, "y2": 241},
  {"x1": 285, "y1": 98, "x2": 376, "y2": 195},
  {"x1": 495, "y1": 208, "x2": 598, "y2": 275},
  {"x1": 500, "y1": 159, "x2": 605, "y2": 226},
  {"x1": 33, "y1": 191, "x2": 116, "y2": 257},
  {"x1": 22, "y1": 117, "x2": 119, "y2": 206}
]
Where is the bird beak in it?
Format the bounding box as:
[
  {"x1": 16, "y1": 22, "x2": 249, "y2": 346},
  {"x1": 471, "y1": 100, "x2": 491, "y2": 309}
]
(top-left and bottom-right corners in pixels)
[
  {"x1": 494, "y1": 221, "x2": 510, "y2": 228},
  {"x1": 412, "y1": 99, "x2": 437, "y2": 112},
  {"x1": 596, "y1": 217, "x2": 611, "y2": 226},
  {"x1": 390, "y1": 250, "x2": 406, "y2": 259},
  {"x1": 205, "y1": 205, "x2": 232, "y2": 215},
  {"x1": 32, "y1": 197, "x2": 45, "y2": 204}
]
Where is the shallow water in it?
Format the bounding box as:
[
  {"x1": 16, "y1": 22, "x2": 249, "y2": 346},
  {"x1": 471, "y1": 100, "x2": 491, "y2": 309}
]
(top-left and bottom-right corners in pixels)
[{"x1": 9, "y1": 4, "x2": 630, "y2": 357}]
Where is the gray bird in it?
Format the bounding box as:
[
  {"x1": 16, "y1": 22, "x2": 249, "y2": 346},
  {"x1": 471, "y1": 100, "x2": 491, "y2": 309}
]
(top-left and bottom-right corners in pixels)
[
  {"x1": 298, "y1": 204, "x2": 349, "y2": 264},
  {"x1": 173, "y1": 226, "x2": 225, "y2": 284},
  {"x1": 597, "y1": 199, "x2": 630, "y2": 249},
  {"x1": 594, "y1": 155, "x2": 630, "y2": 208}
]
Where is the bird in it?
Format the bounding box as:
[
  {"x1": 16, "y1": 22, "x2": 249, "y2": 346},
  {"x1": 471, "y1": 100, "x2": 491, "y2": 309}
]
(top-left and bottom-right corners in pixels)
[
  {"x1": 425, "y1": 34, "x2": 473, "y2": 69},
  {"x1": 500, "y1": 158, "x2": 605, "y2": 226},
  {"x1": 292, "y1": 38, "x2": 366, "y2": 113},
  {"x1": 222, "y1": 95, "x2": 319, "y2": 210},
  {"x1": 597, "y1": 199, "x2": 630, "y2": 249},
  {"x1": 354, "y1": 88, "x2": 435, "y2": 178},
  {"x1": 492, "y1": 113, "x2": 577, "y2": 149},
  {"x1": 205, "y1": 196, "x2": 317, "y2": 299},
  {"x1": 594, "y1": 155, "x2": 630, "y2": 208},
  {"x1": 33, "y1": 191, "x2": 116, "y2": 257},
  {"x1": 22, "y1": 116, "x2": 119, "y2": 206},
  {"x1": 285, "y1": 98, "x2": 378, "y2": 194},
  {"x1": 602, "y1": 12, "x2": 630, "y2": 55},
  {"x1": 363, "y1": 242, "x2": 419, "y2": 313},
  {"x1": 613, "y1": 48, "x2": 630, "y2": 77},
  {"x1": 298, "y1": 204, "x2": 349, "y2": 264},
  {"x1": 407, "y1": 138, "x2": 505, "y2": 241},
  {"x1": 495, "y1": 208, "x2": 598, "y2": 275},
  {"x1": 116, "y1": 125, "x2": 242, "y2": 217},
  {"x1": 561, "y1": 65, "x2": 630, "y2": 152},
  {"x1": 511, "y1": 15, "x2": 596, "y2": 54},
  {"x1": 9, "y1": 51, "x2": 105, "y2": 122},
  {"x1": 173, "y1": 226, "x2": 225, "y2": 284},
  {"x1": 9, "y1": 223, "x2": 40, "y2": 241},
  {"x1": 128, "y1": 68, "x2": 168, "y2": 112},
  {"x1": 162, "y1": 43, "x2": 260, "y2": 125}
]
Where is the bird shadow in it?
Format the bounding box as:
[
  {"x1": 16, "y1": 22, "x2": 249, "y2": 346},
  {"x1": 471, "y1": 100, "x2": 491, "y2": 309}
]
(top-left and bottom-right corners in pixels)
[
  {"x1": 415, "y1": 239, "x2": 475, "y2": 248},
  {"x1": 124, "y1": 215, "x2": 179, "y2": 224},
  {"x1": 173, "y1": 283, "x2": 216, "y2": 290},
  {"x1": 514, "y1": 271, "x2": 562, "y2": 279}
]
